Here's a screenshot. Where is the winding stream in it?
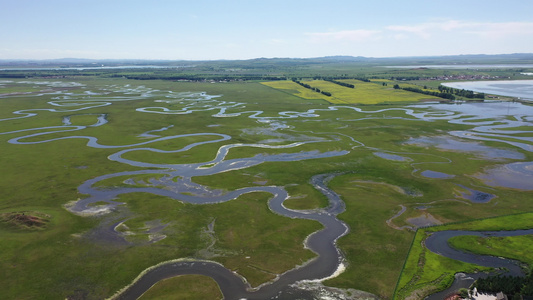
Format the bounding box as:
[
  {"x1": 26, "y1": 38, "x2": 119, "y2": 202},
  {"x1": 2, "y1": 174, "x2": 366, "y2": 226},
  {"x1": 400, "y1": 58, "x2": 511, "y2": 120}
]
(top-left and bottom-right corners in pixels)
[
  {"x1": 1, "y1": 81, "x2": 533, "y2": 299},
  {"x1": 424, "y1": 229, "x2": 533, "y2": 300},
  {"x1": 114, "y1": 173, "x2": 349, "y2": 300},
  {"x1": 426, "y1": 229, "x2": 533, "y2": 276}
]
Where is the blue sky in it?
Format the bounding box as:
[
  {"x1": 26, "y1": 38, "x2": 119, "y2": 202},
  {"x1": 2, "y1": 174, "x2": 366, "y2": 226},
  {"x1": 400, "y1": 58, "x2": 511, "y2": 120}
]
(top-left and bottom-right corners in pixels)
[{"x1": 1, "y1": 0, "x2": 533, "y2": 60}]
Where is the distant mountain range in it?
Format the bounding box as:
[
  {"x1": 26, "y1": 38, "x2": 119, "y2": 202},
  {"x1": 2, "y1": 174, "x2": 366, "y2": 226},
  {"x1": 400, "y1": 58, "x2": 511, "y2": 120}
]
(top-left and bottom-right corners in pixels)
[{"x1": 1, "y1": 53, "x2": 533, "y2": 68}]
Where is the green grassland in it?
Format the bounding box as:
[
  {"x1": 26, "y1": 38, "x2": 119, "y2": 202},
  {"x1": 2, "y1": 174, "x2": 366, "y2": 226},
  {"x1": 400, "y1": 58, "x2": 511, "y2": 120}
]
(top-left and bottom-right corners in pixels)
[
  {"x1": 139, "y1": 275, "x2": 223, "y2": 299},
  {"x1": 448, "y1": 234, "x2": 533, "y2": 267},
  {"x1": 394, "y1": 231, "x2": 484, "y2": 300},
  {"x1": 0, "y1": 77, "x2": 532, "y2": 299},
  {"x1": 3, "y1": 54, "x2": 531, "y2": 81},
  {"x1": 395, "y1": 213, "x2": 533, "y2": 299},
  {"x1": 0, "y1": 85, "x2": 44, "y2": 94},
  {"x1": 262, "y1": 79, "x2": 433, "y2": 104}
]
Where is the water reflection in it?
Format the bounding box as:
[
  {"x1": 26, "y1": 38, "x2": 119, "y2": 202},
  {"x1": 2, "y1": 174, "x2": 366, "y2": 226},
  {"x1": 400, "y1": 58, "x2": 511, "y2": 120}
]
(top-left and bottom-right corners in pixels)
[
  {"x1": 406, "y1": 136, "x2": 525, "y2": 160},
  {"x1": 477, "y1": 161, "x2": 533, "y2": 190},
  {"x1": 2, "y1": 80, "x2": 533, "y2": 299},
  {"x1": 420, "y1": 170, "x2": 455, "y2": 179},
  {"x1": 455, "y1": 184, "x2": 496, "y2": 203},
  {"x1": 442, "y1": 80, "x2": 533, "y2": 101},
  {"x1": 373, "y1": 152, "x2": 412, "y2": 161}
]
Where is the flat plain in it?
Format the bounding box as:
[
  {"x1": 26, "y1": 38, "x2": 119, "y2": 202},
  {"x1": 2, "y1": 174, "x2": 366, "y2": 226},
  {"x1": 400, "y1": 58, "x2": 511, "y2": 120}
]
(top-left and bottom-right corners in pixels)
[{"x1": 0, "y1": 68, "x2": 532, "y2": 300}]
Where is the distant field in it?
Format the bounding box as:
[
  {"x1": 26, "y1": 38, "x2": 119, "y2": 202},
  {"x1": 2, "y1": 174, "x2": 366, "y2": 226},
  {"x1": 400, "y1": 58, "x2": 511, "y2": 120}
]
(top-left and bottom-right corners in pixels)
[
  {"x1": 262, "y1": 79, "x2": 436, "y2": 104},
  {"x1": 261, "y1": 80, "x2": 332, "y2": 102}
]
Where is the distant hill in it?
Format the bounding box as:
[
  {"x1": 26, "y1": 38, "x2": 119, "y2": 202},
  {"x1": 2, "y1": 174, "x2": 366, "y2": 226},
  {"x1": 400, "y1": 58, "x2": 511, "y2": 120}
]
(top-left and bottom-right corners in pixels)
[
  {"x1": 1, "y1": 53, "x2": 532, "y2": 68},
  {"x1": 241, "y1": 53, "x2": 533, "y2": 65}
]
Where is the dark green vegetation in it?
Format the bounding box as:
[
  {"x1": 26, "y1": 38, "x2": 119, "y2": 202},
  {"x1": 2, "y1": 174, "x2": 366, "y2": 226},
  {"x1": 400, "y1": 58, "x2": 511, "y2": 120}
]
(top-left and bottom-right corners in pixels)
[
  {"x1": 473, "y1": 274, "x2": 533, "y2": 298},
  {"x1": 2, "y1": 53, "x2": 533, "y2": 84},
  {"x1": 0, "y1": 56, "x2": 532, "y2": 299},
  {"x1": 448, "y1": 234, "x2": 533, "y2": 298},
  {"x1": 449, "y1": 234, "x2": 533, "y2": 267},
  {"x1": 291, "y1": 78, "x2": 332, "y2": 96},
  {"x1": 139, "y1": 275, "x2": 223, "y2": 299},
  {"x1": 394, "y1": 84, "x2": 456, "y2": 100},
  {"x1": 325, "y1": 79, "x2": 355, "y2": 88},
  {"x1": 396, "y1": 213, "x2": 533, "y2": 299}
]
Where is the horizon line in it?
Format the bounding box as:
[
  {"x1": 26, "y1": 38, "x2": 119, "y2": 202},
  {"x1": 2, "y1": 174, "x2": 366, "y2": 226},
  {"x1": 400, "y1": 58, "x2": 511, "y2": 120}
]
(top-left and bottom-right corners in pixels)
[{"x1": 2, "y1": 52, "x2": 533, "y2": 63}]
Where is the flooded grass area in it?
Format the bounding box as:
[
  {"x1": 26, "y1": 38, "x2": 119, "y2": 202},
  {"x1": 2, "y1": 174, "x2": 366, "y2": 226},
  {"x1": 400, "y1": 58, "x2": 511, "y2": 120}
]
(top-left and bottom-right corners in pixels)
[
  {"x1": 477, "y1": 161, "x2": 533, "y2": 190},
  {"x1": 1, "y1": 78, "x2": 532, "y2": 299},
  {"x1": 420, "y1": 170, "x2": 455, "y2": 179}
]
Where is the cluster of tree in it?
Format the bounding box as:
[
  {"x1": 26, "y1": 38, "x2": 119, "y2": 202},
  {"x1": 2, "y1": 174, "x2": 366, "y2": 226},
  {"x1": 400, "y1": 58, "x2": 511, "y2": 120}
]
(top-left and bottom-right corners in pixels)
[
  {"x1": 0, "y1": 68, "x2": 289, "y2": 82},
  {"x1": 473, "y1": 274, "x2": 533, "y2": 299},
  {"x1": 111, "y1": 74, "x2": 287, "y2": 81},
  {"x1": 291, "y1": 79, "x2": 332, "y2": 96},
  {"x1": 331, "y1": 76, "x2": 370, "y2": 82},
  {"x1": 324, "y1": 79, "x2": 354, "y2": 88},
  {"x1": 0, "y1": 70, "x2": 105, "y2": 78},
  {"x1": 390, "y1": 76, "x2": 421, "y2": 81},
  {"x1": 393, "y1": 84, "x2": 456, "y2": 100},
  {"x1": 438, "y1": 85, "x2": 485, "y2": 99},
  {"x1": 0, "y1": 73, "x2": 26, "y2": 78},
  {"x1": 309, "y1": 76, "x2": 370, "y2": 82}
]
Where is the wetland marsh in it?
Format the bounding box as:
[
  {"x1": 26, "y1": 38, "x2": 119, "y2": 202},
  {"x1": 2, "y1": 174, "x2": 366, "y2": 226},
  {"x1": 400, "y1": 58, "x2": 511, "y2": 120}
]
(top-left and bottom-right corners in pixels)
[{"x1": 1, "y1": 77, "x2": 532, "y2": 299}]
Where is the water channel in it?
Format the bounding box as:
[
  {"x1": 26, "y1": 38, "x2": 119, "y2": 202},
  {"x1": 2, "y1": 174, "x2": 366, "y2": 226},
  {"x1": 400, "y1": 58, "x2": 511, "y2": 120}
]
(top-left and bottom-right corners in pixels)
[
  {"x1": 1, "y1": 81, "x2": 533, "y2": 299},
  {"x1": 425, "y1": 229, "x2": 533, "y2": 300}
]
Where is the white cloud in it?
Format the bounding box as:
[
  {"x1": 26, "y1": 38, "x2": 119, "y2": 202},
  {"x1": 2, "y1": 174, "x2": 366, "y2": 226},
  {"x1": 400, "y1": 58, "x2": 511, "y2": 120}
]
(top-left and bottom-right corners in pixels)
[
  {"x1": 386, "y1": 20, "x2": 472, "y2": 39},
  {"x1": 386, "y1": 20, "x2": 533, "y2": 40},
  {"x1": 465, "y1": 21, "x2": 533, "y2": 38},
  {"x1": 296, "y1": 19, "x2": 533, "y2": 58},
  {"x1": 393, "y1": 33, "x2": 408, "y2": 40},
  {"x1": 306, "y1": 29, "x2": 381, "y2": 42},
  {"x1": 387, "y1": 24, "x2": 431, "y2": 39}
]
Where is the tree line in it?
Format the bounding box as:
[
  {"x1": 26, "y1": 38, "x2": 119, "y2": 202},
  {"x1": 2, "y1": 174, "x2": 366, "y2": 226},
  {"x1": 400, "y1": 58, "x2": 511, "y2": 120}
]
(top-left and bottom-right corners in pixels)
[
  {"x1": 324, "y1": 79, "x2": 355, "y2": 88},
  {"x1": 438, "y1": 85, "x2": 485, "y2": 99},
  {"x1": 473, "y1": 274, "x2": 533, "y2": 299},
  {"x1": 110, "y1": 74, "x2": 288, "y2": 81},
  {"x1": 393, "y1": 84, "x2": 456, "y2": 100},
  {"x1": 291, "y1": 79, "x2": 332, "y2": 96},
  {"x1": 390, "y1": 83, "x2": 486, "y2": 100},
  {"x1": 311, "y1": 76, "x2": 370, "y2": 82}
]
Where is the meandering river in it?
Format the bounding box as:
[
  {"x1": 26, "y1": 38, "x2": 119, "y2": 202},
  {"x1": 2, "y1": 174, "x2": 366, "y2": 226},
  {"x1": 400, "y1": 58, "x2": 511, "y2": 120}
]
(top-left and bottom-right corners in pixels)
[
  {"x1": 1, "y1": 80, "x2": 533, "y2": 299},
  {"x1": 424, "y1": 229, "x2": 533, "y2": 300}
]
